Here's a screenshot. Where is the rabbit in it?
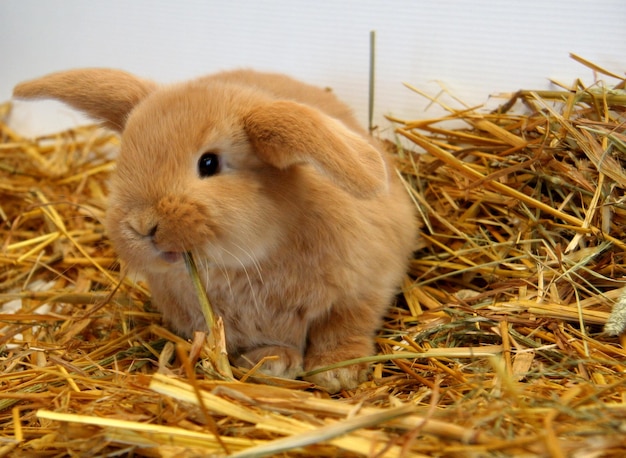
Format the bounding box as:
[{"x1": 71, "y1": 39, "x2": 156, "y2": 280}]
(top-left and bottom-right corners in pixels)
[{"x1": 13, "y1": 68, "x2": 418, "y2": 393}]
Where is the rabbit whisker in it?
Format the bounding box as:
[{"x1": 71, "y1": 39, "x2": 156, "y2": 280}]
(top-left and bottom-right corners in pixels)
[
  {"x1": 218, "y1": 245, "x2": 262, "y2": 311},
  {"x1": 228, "y1": 239, "x2": 264, "y2": 284},
  {"x1": 198, "y1": 243, "x2": 236, "y2": 300}
]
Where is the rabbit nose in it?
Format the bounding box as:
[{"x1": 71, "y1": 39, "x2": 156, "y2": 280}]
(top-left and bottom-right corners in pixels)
[
  {"x1": 148, "y1": 224, "x2": 158, "y2": 239},
  {"x1": 149, "y1": 224, "x2": 165, "y2": 246},
  {"x1": 127, "y1": 210, "x2": 160, "y2": 239}
]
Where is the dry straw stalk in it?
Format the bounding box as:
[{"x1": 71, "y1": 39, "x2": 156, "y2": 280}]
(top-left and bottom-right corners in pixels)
[{"x1": 1, "y1": 56, "x2": 626, "y2": 456}]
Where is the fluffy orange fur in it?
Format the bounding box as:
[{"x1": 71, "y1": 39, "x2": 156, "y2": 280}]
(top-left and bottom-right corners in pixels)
[{"x1": 14, "y1": 68, "x2": 418, "y2": 393}]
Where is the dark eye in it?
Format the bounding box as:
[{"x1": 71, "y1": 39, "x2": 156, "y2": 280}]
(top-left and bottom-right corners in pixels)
[{"x1": 198, "y1": 152, "x2": 220, "y2": 177}]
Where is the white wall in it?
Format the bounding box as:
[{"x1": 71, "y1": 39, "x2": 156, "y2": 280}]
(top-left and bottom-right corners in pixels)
[{"x1": 1, "y1": 0, "x2": 624, "y2": 136}]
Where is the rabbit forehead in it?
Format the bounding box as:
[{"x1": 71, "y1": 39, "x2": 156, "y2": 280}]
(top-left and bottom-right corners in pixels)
[
  {"x1": 117, "y1": 83, "x2": 263, "y2": 178},
  {"x1": 123, "y1": 82, "x2": 253, "y2": 153}
]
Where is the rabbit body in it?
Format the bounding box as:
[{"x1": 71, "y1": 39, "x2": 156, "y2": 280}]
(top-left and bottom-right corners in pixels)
[{"x1": 14, "y1": 69, "x2": 417, "y2": 392}]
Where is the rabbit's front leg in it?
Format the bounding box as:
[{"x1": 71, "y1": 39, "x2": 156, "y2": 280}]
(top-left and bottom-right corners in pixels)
[{"x1": 303, "y1": 301, "x2": 382, "y2": 393}]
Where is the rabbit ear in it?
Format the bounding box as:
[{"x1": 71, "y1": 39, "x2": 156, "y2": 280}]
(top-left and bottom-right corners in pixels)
[
  {"x1": 244, "y1": 101, "x2": 389, "y2": 198},
  {"x1": 13, "y1": 68, "x2": 156, "y2": 132}
]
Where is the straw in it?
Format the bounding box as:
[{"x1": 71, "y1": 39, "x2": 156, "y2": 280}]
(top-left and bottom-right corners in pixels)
[{"x1": 2, "y1": 56, "x2": 626, "y2": 456}]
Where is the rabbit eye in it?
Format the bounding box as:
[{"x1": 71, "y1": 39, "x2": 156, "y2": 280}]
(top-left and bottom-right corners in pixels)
[{"x1": 198, "y1": 152, "x2": 220, "y2": 177}]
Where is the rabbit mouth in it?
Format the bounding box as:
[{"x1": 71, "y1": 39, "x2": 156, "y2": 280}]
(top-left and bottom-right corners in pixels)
[{"x1": 158, "y1": 250, "x2": 183, "y2": 264}]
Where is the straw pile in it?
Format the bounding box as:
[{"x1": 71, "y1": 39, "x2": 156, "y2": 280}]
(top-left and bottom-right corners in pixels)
[{"x1": 1, "y1": 56, "x2": 626, "y2": 457}]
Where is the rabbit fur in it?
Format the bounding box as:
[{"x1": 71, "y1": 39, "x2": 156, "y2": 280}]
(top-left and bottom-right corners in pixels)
[{"x1": 14, "y1": 68, "x2": 418, "y2": 393}]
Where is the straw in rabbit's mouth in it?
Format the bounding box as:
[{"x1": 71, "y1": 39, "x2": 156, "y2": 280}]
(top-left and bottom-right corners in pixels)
[{"x1": 182, "y1": 251, "x2": 233, "y2": 378}]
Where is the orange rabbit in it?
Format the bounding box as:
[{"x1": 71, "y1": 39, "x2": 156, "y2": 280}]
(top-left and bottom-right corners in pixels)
[{"x1": 14, "y1": 69, "x2": 418, "y2": 392}]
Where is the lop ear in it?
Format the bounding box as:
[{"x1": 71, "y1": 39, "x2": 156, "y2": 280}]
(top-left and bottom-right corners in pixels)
[
  {"x1": 12, "y1": 68, "x2": 156, "y2": 132},
  {"x1": 243, "y1": 101, "x2": 389, "y2": 198}
]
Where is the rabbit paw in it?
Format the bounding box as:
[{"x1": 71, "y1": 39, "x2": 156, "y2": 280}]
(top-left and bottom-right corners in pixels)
[
  {"x1": 234, "y1": 345, "x2": 303, "y2": 380},
  {"x1": 304, "y1": 358, "x2": 370, "y2": 393}
]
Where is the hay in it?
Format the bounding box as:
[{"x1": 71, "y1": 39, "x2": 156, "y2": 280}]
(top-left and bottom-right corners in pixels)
[{"x1": 2, "y1": 58, "x2": 626, "y2": 456}]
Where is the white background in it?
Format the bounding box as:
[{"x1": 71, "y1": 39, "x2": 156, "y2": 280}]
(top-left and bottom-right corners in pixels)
[{"x1": 1, "y1": 0, "x2": 625, "y2": 136}]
